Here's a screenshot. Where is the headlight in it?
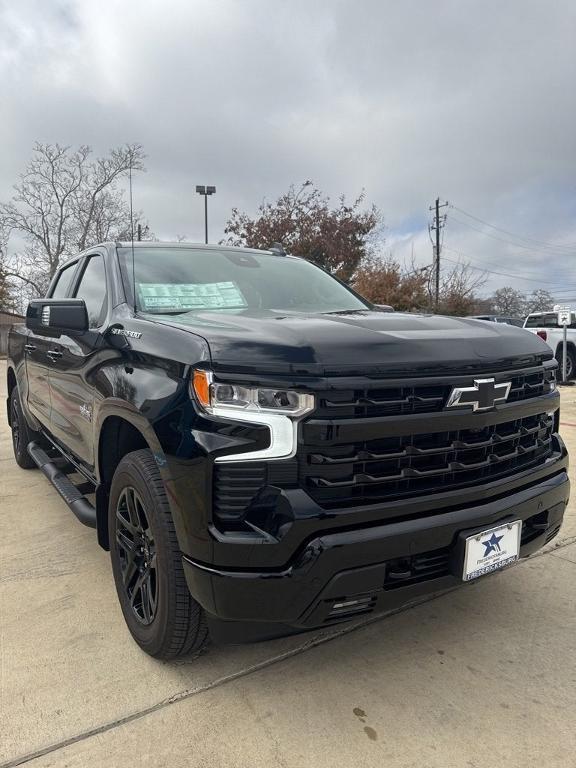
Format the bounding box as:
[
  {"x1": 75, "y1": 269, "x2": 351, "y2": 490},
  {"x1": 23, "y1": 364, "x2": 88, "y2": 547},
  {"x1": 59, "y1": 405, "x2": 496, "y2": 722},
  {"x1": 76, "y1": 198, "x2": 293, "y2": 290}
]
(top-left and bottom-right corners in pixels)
[
  {"x1": 192, "y1": 369, "x2": 315, "y2": 417},
  {"x1": 191, "y1": 370, "x2": 315, "y2": 462}
]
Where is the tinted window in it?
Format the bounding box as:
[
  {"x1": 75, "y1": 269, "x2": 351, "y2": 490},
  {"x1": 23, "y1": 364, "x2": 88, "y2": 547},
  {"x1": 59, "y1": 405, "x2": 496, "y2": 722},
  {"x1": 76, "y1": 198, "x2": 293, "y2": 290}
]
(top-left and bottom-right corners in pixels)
[
  {"x1": 505, "y1": 318, "x2": 524, "y2": 328},
  {"x1": 118, "y1": 247, "x2": 369, "y2": 314},
  {"x1": 525, "y1": 313, "x2": 576, "y2": 329},
  {"x1": 50, "y1": 263, "x2": 77, "y2": 298},
  {"x1": 74, "y1": 256, "x2": 107, "y2": 327}
]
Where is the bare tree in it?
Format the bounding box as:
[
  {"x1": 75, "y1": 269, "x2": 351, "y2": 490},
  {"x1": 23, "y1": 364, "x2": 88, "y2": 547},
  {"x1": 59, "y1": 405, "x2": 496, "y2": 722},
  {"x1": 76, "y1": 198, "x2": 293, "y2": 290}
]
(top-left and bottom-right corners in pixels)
[
  {"x1": 0, "y1": 143, "x2": 146, "y2": 297},
  {"x1": 492, "y1": 286, "x2": 526, "y2": 316},
  {"x1": 0, "y1": 263, "x2": 14, "y2": 311},
  {"x1": 433, "y1": 261, "x2": 488, "y2": 316},
  {"x1": 116, "y1": 221, "x2": 156, "y2": 242},
  {"x1": 0, "y1": 223, "x2": 17, "y2": 310},
  {"x1": 525, "y1": 288, "x2": 554, "y2": 314}
]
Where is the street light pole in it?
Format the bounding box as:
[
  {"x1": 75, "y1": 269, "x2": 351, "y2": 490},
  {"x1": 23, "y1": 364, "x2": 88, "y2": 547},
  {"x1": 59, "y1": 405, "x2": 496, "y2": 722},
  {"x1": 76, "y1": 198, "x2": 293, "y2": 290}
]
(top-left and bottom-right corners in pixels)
[{"x1": 195, "y1": 185, "x2": 216, "y2": 244}]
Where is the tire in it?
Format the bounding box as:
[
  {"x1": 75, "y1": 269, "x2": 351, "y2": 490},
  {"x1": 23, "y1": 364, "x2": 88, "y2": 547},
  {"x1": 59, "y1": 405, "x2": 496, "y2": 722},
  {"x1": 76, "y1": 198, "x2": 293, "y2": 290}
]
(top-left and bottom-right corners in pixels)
[
  {"x1": 557, "y1": 348, "x2": 576, "y2": 381},
  {"x1": 10, "y1": 388, "x2": 37, "y2": 469},
  {"x1": 108, "y1": 449, "x2": 209, "y2": 659}
]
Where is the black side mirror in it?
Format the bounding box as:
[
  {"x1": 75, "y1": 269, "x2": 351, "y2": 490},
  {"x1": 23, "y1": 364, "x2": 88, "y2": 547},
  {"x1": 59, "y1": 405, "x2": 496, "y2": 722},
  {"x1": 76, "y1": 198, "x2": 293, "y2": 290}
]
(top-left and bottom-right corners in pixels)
[{"x1": 26, "y1": 299, "x2": 89, "y2": 336}]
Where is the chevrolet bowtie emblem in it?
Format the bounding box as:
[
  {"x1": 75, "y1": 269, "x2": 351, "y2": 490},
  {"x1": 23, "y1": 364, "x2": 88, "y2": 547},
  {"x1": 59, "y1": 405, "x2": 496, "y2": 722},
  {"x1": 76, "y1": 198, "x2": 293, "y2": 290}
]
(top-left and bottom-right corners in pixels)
[{"x1": 446, "y1": 378, "x2": 511, "y2": 411}]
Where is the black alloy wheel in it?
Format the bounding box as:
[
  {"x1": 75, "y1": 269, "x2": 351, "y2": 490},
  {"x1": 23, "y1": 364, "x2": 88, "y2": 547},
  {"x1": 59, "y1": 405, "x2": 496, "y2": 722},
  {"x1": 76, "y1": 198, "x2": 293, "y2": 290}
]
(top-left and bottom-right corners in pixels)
[{"x1": 115, "y1": 486, "x2": 158, "y2": 625}]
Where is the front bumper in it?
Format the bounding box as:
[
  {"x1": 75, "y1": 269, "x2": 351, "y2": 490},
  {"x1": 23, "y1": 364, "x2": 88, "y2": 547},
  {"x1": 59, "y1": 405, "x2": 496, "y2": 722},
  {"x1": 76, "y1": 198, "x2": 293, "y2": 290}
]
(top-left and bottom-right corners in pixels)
[{"x1": 183, "y1": 465, "x2": 569, "y2": 640}]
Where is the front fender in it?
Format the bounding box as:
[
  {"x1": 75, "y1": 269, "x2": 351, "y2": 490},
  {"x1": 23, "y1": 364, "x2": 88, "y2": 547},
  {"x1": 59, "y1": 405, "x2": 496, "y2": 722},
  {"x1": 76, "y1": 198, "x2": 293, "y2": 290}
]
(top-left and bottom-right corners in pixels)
[{"x1": 93, "y1": 362, "x2": 214, "y2": 562}]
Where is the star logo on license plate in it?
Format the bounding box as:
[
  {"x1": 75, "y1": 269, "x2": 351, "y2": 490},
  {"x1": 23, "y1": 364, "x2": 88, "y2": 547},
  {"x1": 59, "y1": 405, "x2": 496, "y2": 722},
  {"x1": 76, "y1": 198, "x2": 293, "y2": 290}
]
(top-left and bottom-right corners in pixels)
[{"x1": 482, "y1": 532, "x2": 504, "y2": 557}]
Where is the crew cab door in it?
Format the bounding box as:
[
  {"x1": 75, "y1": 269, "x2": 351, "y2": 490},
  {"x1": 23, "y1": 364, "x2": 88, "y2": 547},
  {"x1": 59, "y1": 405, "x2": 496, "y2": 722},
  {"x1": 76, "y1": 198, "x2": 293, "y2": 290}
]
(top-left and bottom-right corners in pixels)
[
  {"x1": 25, "y1": 261, "x2": 79, "y2": 426},
  {"x1": 48, "y1": 252, "x2": 109, "y2": 468}
]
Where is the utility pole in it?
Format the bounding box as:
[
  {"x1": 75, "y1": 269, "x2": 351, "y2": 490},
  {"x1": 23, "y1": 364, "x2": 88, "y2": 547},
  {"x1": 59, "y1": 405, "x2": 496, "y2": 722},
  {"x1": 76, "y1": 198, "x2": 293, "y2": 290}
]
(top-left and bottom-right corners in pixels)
[{"x1": 429, "y1": 198, "x2": 448, "y2": 311}]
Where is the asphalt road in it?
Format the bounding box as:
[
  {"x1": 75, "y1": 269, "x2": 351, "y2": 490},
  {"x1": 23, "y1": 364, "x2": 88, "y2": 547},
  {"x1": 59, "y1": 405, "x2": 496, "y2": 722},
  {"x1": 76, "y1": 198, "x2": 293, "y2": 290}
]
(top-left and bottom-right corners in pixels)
[{"x1": 1, "y1": 359, "x2": 575, "y2": 768}]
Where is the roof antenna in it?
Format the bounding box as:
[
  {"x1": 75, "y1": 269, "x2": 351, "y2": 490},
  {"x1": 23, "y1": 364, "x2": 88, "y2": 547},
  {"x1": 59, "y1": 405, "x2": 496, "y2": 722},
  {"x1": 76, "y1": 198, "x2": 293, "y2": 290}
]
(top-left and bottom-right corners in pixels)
[{"x1": 129, "y1": 164, "x2": 137, "y2": 313}]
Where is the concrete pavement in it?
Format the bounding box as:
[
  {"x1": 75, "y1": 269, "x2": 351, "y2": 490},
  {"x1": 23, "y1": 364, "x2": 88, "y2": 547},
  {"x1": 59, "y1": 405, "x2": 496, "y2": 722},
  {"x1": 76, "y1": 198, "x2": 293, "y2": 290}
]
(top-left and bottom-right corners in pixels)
[{"x1": 1, "y1": 359, "x2": 575, "y2": 768}]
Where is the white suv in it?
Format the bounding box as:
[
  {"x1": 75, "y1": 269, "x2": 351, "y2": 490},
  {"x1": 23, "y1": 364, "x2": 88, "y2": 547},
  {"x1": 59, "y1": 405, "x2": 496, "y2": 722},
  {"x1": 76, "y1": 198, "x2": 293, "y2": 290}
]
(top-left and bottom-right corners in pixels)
[{"x1": 523, "y1": 311, "x2": 576, "y2": 380}]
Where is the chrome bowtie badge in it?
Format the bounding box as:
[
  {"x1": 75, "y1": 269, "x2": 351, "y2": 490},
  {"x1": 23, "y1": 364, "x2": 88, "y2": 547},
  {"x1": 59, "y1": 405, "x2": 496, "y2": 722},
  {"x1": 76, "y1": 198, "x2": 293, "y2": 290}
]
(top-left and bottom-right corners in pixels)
[{"x1": 446, "y1": 378, "x2": 511, "y2": 411}]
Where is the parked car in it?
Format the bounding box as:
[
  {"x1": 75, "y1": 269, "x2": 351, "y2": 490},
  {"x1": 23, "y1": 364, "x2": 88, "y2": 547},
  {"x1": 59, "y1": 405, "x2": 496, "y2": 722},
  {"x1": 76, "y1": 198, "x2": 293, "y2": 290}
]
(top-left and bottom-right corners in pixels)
[
  {"x1": 467, "y1": 315, "x2": 524, "y2": 327},
  {"x1": 6, "y1": 242, "x2": 569, "y2": 658},
  {"x1": 523, "y1": 311, "x2": 576, "y2": 380}
]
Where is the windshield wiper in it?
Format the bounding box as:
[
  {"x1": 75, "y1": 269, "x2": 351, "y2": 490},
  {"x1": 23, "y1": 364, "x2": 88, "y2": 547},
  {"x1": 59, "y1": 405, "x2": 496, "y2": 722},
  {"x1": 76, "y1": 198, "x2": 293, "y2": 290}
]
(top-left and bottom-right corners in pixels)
[
  {"x1": 142, "y1": 310, "x2": 189, "y2": 316},
  {"x1": 320, "y1": 309, "x2": 369, "y2": 316}
]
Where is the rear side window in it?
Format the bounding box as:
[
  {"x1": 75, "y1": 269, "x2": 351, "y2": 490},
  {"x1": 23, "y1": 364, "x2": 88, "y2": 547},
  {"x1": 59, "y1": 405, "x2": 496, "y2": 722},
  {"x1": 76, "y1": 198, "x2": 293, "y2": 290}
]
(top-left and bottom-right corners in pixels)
[
  {"x1": 525, "y1": 313, "x2": 576, "y2": 329},
  {"x1": 525, "y1": 313, "x2": 557, "y2": 328},
  {"x1": 73, "y1": 255, "x2": 108, "y2": 328},
  {"x1": 49, "y1": 262, "x2": 77, "y2": 298}
]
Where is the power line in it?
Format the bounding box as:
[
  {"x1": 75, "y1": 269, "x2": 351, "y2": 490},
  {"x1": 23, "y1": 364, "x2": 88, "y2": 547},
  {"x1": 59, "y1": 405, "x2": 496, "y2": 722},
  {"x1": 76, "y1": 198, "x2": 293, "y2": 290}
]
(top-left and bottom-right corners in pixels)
[
  {"x1": 442, "y1": 247, "x2": 575, "y2": 286},
  {"x1": 450, "y1": 204, "x2": 576, "y2": 254},
  {"x1": 443, "y1": 255, "x2": 545, "y2": 283},
  {"x1": 444, "y1": 257, "x2": 571, "y2": 286},
  {"x1": 449, "y1": 215, "x2": 576, "y2": 256},
  {"x1": 443, "y1": 243, "x2": 573, "y2": 281}
]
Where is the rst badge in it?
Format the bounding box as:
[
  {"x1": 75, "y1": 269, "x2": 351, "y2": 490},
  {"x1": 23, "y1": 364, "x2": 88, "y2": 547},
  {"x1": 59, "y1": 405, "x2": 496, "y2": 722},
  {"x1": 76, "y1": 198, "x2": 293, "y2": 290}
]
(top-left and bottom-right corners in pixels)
[{"x1": 446, "y1": 378, "x2": 511, "y2": 411}]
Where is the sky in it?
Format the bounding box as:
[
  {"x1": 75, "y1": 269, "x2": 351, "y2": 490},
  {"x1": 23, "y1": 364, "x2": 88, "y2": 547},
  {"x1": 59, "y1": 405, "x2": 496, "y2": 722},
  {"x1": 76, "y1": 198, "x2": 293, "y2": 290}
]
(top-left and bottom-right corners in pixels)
[{"x1": 1, "y1": 0, "x2": 575, "y2": 300}]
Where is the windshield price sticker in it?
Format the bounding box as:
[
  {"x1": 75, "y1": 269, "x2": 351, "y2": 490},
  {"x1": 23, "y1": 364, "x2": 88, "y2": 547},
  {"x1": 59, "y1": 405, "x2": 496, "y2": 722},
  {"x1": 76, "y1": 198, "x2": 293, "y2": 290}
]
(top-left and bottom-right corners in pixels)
[{"x1": 138, "y1": 282, "x2": 247, "y2": 311}]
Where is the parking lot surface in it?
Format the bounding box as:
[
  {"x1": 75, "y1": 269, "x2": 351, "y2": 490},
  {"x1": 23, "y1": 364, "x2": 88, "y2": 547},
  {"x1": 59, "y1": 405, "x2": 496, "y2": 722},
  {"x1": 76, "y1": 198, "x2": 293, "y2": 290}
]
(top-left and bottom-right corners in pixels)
[{"x1": 1, "y1": 359, "x2": 575, "y2": 768}]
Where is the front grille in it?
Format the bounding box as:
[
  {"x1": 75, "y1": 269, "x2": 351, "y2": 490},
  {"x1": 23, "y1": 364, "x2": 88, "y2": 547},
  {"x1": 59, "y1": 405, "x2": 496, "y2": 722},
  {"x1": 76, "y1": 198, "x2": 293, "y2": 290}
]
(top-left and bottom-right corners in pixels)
[
  {"x1": 300, "y1": 412, "x2": 555, "y2": 508},
  {"x1": 313, "y1": 367, "x2": 553, "y2": 419},
  {"x1": 212, "y1": 366, "x2": 557, "y2": 523}
]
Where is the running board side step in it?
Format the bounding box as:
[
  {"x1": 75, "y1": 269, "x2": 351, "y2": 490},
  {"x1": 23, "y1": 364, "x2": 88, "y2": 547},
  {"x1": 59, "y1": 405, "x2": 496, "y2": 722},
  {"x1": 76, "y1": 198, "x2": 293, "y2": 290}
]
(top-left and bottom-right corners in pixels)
[{"x1": 27, "y1": 442, "x2": 97, "y2": 529}]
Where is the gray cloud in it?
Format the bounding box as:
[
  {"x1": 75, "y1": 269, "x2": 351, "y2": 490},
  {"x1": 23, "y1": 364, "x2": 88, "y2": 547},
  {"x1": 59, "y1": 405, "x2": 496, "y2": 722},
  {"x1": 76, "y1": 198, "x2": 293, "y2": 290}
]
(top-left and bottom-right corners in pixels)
[{"x1": 1, "y1": 0, "x2": 575, "y2": 298}]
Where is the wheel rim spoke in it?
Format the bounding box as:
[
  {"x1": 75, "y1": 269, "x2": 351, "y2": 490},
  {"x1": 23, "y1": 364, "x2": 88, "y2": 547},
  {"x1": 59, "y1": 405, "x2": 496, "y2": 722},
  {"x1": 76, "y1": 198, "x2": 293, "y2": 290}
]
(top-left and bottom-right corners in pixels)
[
  {"x1": 140, "y1": 574, "x2": 155, "y2": 623},
  {"x1": 130, "y1": 571, "x2": 146, "y2": 607},
  {"x1": 116, "y1": 491, "x2": 138, "y2": 534},
  {"x1": 116, "y1": 527, "x2": 135, "y2": 555},
  {"x1": 123, "y1": 558, "x2": 139, "y2": 590},
  {"x1": 126, "y1": 488, "x2": 140, "y2": 528}
]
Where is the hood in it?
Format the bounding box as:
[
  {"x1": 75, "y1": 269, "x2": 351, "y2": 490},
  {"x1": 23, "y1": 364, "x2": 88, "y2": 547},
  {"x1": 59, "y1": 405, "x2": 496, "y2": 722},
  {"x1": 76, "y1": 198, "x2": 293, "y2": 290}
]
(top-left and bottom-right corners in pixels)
[{"x1": 149, "y1": 309, "x2": 552, "y2": 376}]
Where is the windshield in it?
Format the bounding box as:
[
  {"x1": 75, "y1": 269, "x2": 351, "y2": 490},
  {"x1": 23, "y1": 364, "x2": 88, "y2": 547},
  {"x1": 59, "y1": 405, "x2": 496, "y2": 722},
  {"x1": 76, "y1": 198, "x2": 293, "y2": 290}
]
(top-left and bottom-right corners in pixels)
[{"x1": 117, "y1": 247, "x2": 369, "y2": 314}]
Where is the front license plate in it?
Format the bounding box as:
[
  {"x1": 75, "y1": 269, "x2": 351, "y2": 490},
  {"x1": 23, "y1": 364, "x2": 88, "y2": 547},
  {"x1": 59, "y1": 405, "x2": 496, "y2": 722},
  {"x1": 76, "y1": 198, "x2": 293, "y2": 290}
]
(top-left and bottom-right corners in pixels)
[{"x1": 463, "y1": 520, "x2": 522, "y2": 581}]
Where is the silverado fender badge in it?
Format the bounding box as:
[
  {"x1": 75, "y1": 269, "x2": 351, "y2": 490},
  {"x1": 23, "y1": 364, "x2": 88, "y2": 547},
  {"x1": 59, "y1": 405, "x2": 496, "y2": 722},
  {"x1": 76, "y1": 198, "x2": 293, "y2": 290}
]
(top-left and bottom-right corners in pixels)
[
  {"x1": 79, "y1": 403, "x2": 93, "y2": 422},
  {"x1": 110, "y1": 327, "x2": 142, "y2": 339},
  {"x1": 446, "y1": 378, "x2": 511, "y2": 411}
]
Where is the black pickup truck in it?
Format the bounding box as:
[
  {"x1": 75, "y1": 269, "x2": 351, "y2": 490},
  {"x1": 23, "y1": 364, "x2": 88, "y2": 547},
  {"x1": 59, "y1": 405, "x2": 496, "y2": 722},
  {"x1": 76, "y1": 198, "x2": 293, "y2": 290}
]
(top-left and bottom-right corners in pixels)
[{"x1": 6, "y1": 242, "x2": 570, "y2": 659}]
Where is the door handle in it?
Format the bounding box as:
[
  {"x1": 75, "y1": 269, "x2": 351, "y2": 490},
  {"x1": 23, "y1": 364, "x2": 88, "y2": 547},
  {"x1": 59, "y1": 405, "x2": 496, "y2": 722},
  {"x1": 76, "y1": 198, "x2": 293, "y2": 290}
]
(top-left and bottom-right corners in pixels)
[
  {"x1": 24, "y1": 344, "x2": 37, "y2": 353},
  {"x1": 46, "y1": 349, "x2": 63, "y2": 361}
]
